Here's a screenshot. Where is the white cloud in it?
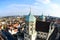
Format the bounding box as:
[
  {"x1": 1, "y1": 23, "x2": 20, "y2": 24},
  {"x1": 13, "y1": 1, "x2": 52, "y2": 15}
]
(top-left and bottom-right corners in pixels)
[
  {"x1": 35, "y1": 0, "x2": 51, "y2": 4},
  {"x1": 48, "y1": 3, "x2": 60, "y2": 17},
  {"x1": 34, "y1": 0, "x2": 60, "y2": 17},
  {"x1": 1, "y1": 0, "x2": 60, "y2": 17}
]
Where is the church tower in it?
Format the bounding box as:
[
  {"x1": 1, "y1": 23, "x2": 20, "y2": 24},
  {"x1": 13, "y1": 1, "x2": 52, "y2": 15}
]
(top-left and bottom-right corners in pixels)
[
  {"x1": 39, "y1": 14, "x2": 46, "y2": 21},
  {"x1": 24, "y1": 9, "x2": 37, "y2": 40}
]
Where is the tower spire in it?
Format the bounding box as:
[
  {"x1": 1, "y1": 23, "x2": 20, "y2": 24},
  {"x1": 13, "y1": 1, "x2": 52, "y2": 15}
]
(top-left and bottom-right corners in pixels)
[
  {"x1": 42, "y1": 12, "x2": 43, "y2": 16},
  {"x1": 30, "y1": 7, "x2": 31, "y2": 13},
  {"x1": 29, "y1": 7, "x2": 31, "y2": 16}
]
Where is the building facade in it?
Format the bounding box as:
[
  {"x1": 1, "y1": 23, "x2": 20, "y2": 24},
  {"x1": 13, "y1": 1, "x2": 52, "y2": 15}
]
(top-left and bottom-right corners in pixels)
[
  {"x1": 24, "y1": 12, "x2": 58, "y2": 40},
  {"x1": 24, "y1": 13, "x2": 37, "y2": 40},
  {"x1": 36, "y1": 21, "x2": 57, "y2": 40}
]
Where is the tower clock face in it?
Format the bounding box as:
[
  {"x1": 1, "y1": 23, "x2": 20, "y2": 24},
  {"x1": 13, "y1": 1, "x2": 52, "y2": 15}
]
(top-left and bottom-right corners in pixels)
[{"x1": 30, "y1": 21, "x2": 34, "y2": 26}]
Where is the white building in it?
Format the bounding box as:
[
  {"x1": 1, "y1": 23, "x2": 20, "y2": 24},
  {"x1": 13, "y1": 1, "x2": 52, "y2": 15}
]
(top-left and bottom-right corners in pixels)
[
  {"x1": 24, "y1": 11, "x2": 58, "y2": 40},
  {"x1": 24, "y1": 13, "x2": 37, "y2": 40},
  {"x1": 36, "y1": 21, "x2": 58, "y2": 40}
]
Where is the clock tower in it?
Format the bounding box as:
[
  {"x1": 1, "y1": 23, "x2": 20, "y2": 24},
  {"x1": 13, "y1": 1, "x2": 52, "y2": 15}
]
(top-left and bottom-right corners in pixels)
[{"x1": 24, "y1": 11, "x2": 37, "y2": 40}]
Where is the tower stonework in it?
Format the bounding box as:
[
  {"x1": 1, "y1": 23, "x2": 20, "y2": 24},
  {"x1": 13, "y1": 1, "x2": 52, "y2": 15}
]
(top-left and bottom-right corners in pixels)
[{"x1": 24, "y1": 13, "x2": 37, "y2": 40}]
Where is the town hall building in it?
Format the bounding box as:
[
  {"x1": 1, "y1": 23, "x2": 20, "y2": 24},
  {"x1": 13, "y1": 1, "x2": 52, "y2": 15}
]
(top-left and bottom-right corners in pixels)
[{"x1": 24, "y1": 11, "x2": 58, "y2": 40}]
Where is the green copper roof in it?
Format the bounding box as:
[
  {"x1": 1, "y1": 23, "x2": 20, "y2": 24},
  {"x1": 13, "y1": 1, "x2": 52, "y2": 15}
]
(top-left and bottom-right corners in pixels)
[
  {"x1": 25, "y1": 13, "x2": 36, "y2": 22},
  {"x1": 39, "y1": 14, "x2": 44, "y2": 20}
]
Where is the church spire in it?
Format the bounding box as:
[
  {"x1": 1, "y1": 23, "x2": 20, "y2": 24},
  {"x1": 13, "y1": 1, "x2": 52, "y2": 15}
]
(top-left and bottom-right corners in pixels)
[
  {"x1": 29, "y1": 7, "x2": 31, "y2": 16},
  {"x1": 41, "y1": 12, "x2": 43, "y2": 16},
  {"x1": 30, "y1": 7, "x2": 31, "y2": 13}
]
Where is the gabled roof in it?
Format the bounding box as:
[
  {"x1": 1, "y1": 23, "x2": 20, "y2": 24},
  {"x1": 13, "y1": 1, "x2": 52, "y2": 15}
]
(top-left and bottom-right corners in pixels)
[{"x1": 36, "y1": 21, "x2": 51, "y2": 33}]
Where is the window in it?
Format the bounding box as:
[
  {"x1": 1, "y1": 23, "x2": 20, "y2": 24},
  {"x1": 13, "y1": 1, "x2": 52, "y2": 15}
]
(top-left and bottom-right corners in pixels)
[
  {"x1": 28, "y1": 35, "x2": 31, "y2": 38},
  {"x1": 24, "y1": 34, "x2": 27, "y2": 37},
  {"x1": 30, "y1": 28, "x2": 32, "y2": 31},
  {"x1": 44, "y1": 34, "x2": 46, "y2": 36},
  {"x1": 41, "y1": 32, "x2": 43, "y2": 35},
  {"x1": 24, "y1": 38, "x2": 27, "y2": 40},
  {"x1": 51, "y1": 27, "x2": 53, "y2": 30}
]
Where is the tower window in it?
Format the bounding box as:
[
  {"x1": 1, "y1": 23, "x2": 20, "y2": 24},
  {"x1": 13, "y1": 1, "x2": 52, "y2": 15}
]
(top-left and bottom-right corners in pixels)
[{"x1": 30, "y1": 28, "x2": 32, "y2": 31}]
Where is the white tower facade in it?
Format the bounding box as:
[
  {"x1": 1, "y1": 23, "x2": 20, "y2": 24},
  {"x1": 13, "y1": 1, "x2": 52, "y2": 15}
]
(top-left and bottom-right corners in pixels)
[{"x1": 24, "y1": 13, "x2": 37, "y2": 40}]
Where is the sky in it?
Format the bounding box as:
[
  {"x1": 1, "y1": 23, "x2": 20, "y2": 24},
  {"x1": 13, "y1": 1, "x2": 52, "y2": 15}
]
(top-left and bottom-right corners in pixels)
[{"x1": 0, "y1": 0, "x2": 60, "y2": 17}]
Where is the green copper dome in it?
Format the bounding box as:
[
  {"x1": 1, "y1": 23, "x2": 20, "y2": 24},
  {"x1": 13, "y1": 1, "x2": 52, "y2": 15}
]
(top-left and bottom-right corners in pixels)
[{"x1": 25, "y1": 12, "x2": 36, "y2": 22}]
